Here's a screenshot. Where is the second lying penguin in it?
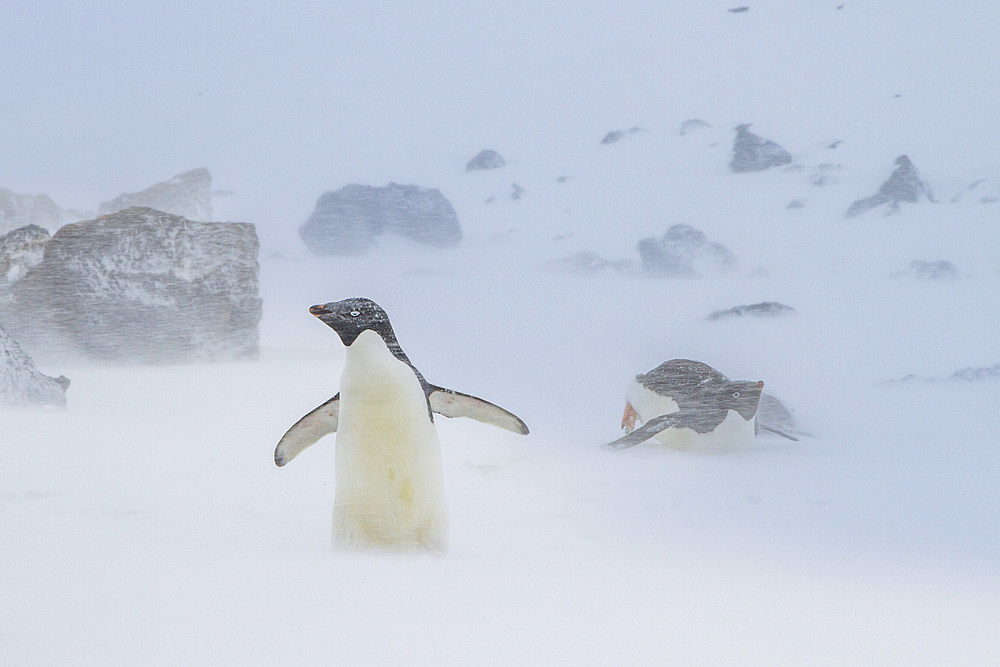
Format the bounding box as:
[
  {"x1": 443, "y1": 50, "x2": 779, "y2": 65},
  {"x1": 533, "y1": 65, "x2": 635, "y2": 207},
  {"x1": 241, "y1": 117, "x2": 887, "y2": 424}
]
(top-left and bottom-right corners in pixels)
[
  {"x1": 275, "y1": 297, "x2": 529, "y2": 551},
  {"x1": 608, "y1": 359, "x2": 796, "y2": 450}
]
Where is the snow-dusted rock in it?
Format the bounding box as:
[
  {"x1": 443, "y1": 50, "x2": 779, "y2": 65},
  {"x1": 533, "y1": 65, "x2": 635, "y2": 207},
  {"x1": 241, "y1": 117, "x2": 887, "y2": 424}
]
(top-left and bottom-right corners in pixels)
[
  {"x1": 707, "y1": 301, "x2": 795, "y2": 320},
  {"x1": 0, "y1": 225, "x2": 50, "y2": 296},
  {"x1": 846, "y1": 155, "x2": 934, "y2": 217},
  {"x1": 636, "y1": 224, "x2": 737, "y2": 277},
  {"x1": 0, "y1": 189, "x2": 85, "y2": 235},
  {"x1": 729, "y1": 124, "x2": 792, "y2": 173},
  {"x1": 903, "y1": 259, "x2": 960, "y2": 280},
  {"x1": 466, "y1": 149, "x2": 506, "y2": 171},
  {"x1": 679, "y1": 119, "x2": 712, "y2": 136},
  {"x1": 600, "y1": 127, "x2": 644, "y2": 145},
  {"x1": 5, "y1": 207, "x2": 260, "y2": 364},
  {"x1": 0, "y1": 323, "x2": 69, "y2": 408},
  {"x1": 98, "y1": 168, "x2": 213, "y2": 222},
  {"x1": 299, "y1": 183, "x2": 462, "y2": 255}
]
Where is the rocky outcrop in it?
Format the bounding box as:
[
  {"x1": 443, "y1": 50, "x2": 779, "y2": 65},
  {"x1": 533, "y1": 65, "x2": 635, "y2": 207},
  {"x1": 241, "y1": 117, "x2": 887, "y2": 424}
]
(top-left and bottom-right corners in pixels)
[
  {"x1": 729, "y1": 124, "x2": 792, "y2": 173},
  {"x1": 0, "y1": 323, "x2": 69, "y2": 408},
  {"x1": 600, "y1": 127, "x2": 644, "y2": 145},
  {"x1": 890, "y1": 363, "x2": 1000, "y2": 384},
  {"x1": 466, "y1": 149, "x2": 506, "y2": 171},
  {"x1": 98, "y1": 168, "x2": 213, "y2": 221},
  {"x1": 846, "y1": 155, "x2": 934, "y2": 217},
  {"x1": 3, "y1": 207, "x2": 260, "y2": 364},
  {"x1": 707, "y1": 301, "x2": 795, "y2": 320},
  {"x1": 299, "y1": 183, "x2": 462, "y2": 255},
  {"x1": 0, "y1": 225, "x2": 50, "y2": 297},
  {"x1": 0, "y1": 189, "x2": 85, "y2": 235},
  {"x1": 636, "y1": 224, "x2": 736, "y2": 277}
]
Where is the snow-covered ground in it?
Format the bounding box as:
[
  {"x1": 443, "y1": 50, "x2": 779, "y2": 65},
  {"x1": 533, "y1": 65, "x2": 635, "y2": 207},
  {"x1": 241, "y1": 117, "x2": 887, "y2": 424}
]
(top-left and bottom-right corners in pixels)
[{"x1": 3, "y1": 2, "x2": 999, "y2": 664}]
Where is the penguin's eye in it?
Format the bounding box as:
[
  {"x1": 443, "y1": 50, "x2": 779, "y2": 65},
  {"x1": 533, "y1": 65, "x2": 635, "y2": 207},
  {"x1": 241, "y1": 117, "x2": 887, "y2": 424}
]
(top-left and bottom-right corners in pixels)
[
  {"x1": 349, "y1": 311, "x2": 361, "y2": 317},
  {"x1": 732, "y1": 391, "x2": 741, "y2": 398}
]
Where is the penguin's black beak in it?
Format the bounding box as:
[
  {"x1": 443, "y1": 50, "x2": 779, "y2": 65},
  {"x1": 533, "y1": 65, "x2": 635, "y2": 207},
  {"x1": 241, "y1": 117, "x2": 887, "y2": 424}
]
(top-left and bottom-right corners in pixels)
[{"x1": 309, "y1": 304, "x2": 331, "y2": 316}]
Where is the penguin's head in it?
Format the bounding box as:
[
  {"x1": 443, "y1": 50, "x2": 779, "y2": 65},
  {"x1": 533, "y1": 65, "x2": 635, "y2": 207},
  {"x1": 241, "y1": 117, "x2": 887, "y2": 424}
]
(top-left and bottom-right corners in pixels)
[
  {"x1": 309, "y1": 297, "x2": 395, "y2": 347},
  {"x1": 719, "y1": 380, "x2": 765, "y2": 420}
]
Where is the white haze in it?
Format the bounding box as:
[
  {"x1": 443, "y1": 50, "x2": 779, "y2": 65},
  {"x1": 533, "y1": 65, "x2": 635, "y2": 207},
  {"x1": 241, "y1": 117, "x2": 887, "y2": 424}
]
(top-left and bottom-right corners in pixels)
[{"x1": 2, "y1": 1, "x2": 999, "y2": 664}]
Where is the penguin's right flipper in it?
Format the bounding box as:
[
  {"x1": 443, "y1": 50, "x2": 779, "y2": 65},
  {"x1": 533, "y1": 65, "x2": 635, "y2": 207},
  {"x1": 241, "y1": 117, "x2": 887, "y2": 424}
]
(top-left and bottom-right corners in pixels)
[
  {"x1": 274, "y1": 394, "x2": 340, "y2": 467},
  {"x1": 428, "y1": 386, "x2": 529, "y2": 435},
  {"x1": 757, "y1": 424, "x2": 800, "y2": 441},
  {"x1": 605, "y1": 414, "x2": 678, "y2": 450}
]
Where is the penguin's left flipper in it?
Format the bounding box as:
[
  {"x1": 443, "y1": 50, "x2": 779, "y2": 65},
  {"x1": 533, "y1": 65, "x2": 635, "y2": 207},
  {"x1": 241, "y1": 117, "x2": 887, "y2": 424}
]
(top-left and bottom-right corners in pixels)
[
  {"x1": 757, "y1": 424, "x2": 800, "y2": 442},
  {"x1": 428, "y1": 386, "x2": 529, "y2": 435},
  {"x1": 605, "y1": 414, "x2": 679, "y2": 450},
  {"x1": 274, "y1": 394, "x2": 340, "y2": 467}
]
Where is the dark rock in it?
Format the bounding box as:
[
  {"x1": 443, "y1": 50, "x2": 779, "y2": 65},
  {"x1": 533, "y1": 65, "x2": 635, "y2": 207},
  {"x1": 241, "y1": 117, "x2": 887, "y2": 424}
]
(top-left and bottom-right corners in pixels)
[
  {"x1": 786, "y1": 200, "x2": 805, "y2": 209},
  {"x1": 905, "y1": 260, "x2": 959, "y2": 280},
  {"x1": 299, "y1": 183, "x2": 461, "y2": 255},
  {"x1": 846, "y1": 155, "x2": 934, "y2": 217},
  {"x1": 707, "y1": 301, "x2": 795, "y2": 320},
  {"x1": 637, "y1": 224, "x2": 736, "y2": 277},
  {"x1": 600, "y1": 127, "x2": 644, "y2": 145},
  {"x1": 0, "y1": 323, "x2": 69, "y2": 408},
  {"x1": 809, "y1": 163, "x2": 842, "y2": 187},
  {"x1": 0, "y1": 225, "x2": 50, "y2": 295},
  {"x1": 510, "y1": 184, "x2": 525, "y2": 201},
  {"x1": 466, "y1": 149, "x2": 506, "y2": 171},
  {"x1": 728, "y1": 6, "x2": 750, "y2": 13},
  {"x1": 679, "y1": 119, "x2": 712, "y2": 136},
  {"x1": 99, "y1": 168, "x2": 213, "y2": 221},
  {"x1": 4, "y1": 207, "x2": 261, "y2": 364},
  {"x1": 730, "y1": 124, "x2": 792, "y2": 173}
]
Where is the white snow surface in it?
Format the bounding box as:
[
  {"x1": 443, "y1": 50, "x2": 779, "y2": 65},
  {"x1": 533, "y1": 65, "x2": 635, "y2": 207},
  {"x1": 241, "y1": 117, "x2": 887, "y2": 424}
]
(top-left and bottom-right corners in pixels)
[{"x1": 2, "y1": 2, "x2": 1000, "y2": 664}]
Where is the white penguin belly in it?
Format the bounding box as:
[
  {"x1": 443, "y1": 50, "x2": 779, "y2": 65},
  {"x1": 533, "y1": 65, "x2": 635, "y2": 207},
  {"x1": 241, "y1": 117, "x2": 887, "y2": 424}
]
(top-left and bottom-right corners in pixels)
[
  {"x1": 626, "y1": 379, "x2": 756, "y2": 449},
  {"x1": 334, "y1": 330, "x2": 448, "y2": 551}
]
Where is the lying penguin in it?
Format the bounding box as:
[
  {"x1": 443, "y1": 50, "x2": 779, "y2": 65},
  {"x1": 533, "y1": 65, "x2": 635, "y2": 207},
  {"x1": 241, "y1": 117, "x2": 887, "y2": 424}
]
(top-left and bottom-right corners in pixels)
[
  {"x1": 607, "y1": 359, "x2": 797, "y2": 450},
  {"x1": 275, "y1": 297, "x2": 529, "y2": 551}
]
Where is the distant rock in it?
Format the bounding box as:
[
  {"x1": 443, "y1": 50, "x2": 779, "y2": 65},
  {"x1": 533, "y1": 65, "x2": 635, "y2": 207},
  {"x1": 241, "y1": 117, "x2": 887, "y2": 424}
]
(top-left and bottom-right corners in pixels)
[
  {"x1": 679, "y1": 119, "x2": 712, "y2": 136},
  {"x1": 809, "y1": 163, "x2": 842, "y2": 187},
  {"x1": 890, "y1": 363, "x2": 1000, "y2": 384},
  {"x1": 845, "y1": 155, "x2": 934, "y2": 217},
  {"x1": 510, "y1": 183, "x2": 525, "y2": 201},
  {"x1": 98, "y1": 168, "x2": 213, "y2": 221},
  {"x1": 786, "y1": 199, "x2": 805, "y2": 209},
  {"x1": 707, "y1": 301, "x2": 795, "y2": 320},
  {"x1": 0, "y1": 225, "x2": 50, "y2": 292},
  {"x1": 637, "y1": 224, "x2": 737, "y2": 277},
  {"x1": 730, "y1": 124, "x2": 792, "y2": 173},
  {"x1": 555, "y1": 251, "x2": 634, "y2": 275},
  {"x1": 728, "y1": 6, "x2": 750, "y2": 13},
  {"x1": 4, "y1": 207, "x2": 260, "y2": 364},
  {"x1": 903, "y1": 260, "x2": 960, "y2": 280},
  {"x1": 0, "y1": 323, "x2": 69, "y2": 408},
  {"x1": 0, "y1": 189, "x2": 85, "y2": 235},
  {"x1": 600, "y1": 127, "x2": 644, "y2": 145},
  {"x1": 300, "y1": 183, "x2": 462, "y2": 255},
  {"x1": 466, "y1": 149, "x2": 506, "y2": 171}
]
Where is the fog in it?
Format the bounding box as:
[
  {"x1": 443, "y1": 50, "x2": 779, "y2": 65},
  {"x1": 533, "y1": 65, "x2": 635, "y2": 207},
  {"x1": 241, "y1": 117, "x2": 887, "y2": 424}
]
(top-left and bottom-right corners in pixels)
[{"x1": 2, "y1": 2, "x2": 999, "y2": 663}]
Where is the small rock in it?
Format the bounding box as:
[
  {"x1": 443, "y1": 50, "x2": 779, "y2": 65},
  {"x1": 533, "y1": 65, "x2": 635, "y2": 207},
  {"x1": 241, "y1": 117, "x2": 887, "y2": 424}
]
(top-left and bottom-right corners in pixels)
[
  {"x1": 679, "y1": 119, "x2": 712, "y2": 136},
  {"x1": 730, "y1": 124, "x2": 792, "y2": 173},
  {"x1": 707, "y1": 302, "x2": 795, "y2": 320},
  {"x1": 0, "y1": 323, "x2": 69, "y2": 408},
  {"x1": 465, "y1": 149, "x2": 506, "y2": 171},
  {"x1": 637, "y1": 224, "x2": 736, "y2": 277},
  {"x1": 905, "y1": 260, "x2": 959, "y2": 280},
  {"x1": 846, "y1": 155, "x2": 934, "y2": 217}
]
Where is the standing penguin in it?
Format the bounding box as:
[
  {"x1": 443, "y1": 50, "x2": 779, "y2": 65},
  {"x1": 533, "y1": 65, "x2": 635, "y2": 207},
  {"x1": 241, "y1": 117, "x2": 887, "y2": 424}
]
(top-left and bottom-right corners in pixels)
[
  {"x1": 608, "y1": 359, "x2": 774, "y2": 450},
  {"x1": 275, "y1": 297, "x2": 529, "y2": 551}
]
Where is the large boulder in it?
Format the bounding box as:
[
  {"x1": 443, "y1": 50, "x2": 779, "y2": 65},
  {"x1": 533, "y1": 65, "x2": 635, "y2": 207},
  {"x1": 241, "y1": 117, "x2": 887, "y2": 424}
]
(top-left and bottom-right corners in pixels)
[
  {"x1": 729, "y1": 124, "x2": 792, "y2": 173},
  {"x1": 3, "y1": 207, "x2": 260, "y2": 364},
  {"x1": 466, "y1": 149, "x2": 506, "y2": 171},
  {"x1": 0, "y1": 323, "x2": 69, "y2": 408},
  {"x1": 0, "y1": 225, "x2": 51, "y2": 300},
  {"x1": 637, "y1": 224, "x2": 737, "y2": 277},
  {"x1": 299, "y1": 183, "x2": 462, "y2": 255},
  {"x1": 846, "y1": 155, "x2": 934, "y2": 217},
  {"x1": 0, "y1": 189, "x2": 84, "y2": 235},
  {"x1": 98, "y1": 168, "x2": 213, "y2": 222}
]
